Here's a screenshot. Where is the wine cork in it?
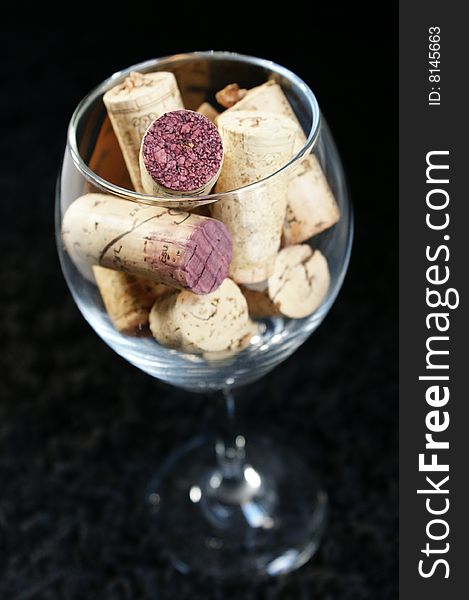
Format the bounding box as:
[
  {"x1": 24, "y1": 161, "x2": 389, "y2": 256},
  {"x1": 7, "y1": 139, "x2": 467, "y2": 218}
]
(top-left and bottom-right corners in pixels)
[
  {"x1": 103, "y1": 71, "x2": 184, "y2": 192},
  {"x1": 196, "y1": 102, "x2": 220, "y2": 123},
  {"x1": 212, "y1": 111, "x2": 298, "y2": 283},
  {"x1": 202, "y1": 319, "x2": 260, "y2": 361},
  {"x1": 149, "y1": 278, "x2": 252, "y2": 353},
  {"x1": 241, "y1": 245, "x2": 330, "y2": 319},
  {"x1": 283, "y1": 157, "x2": 339, "y2": 245},
  {"x1": 139, "y1": 110, "x2": 223, "y2": 196},
  {"x1": 222, "y1": 80, "x2": 340, "y2": 244},
  {"x1": 215, "y1": 83, "x2": 248, "y2": 108},
  {"x1": 62, "y1": 193, "x2": 232, "y2": 294},
  {"x1": 226, "y1": 80, "x2": 293, "y2": 118},
  {"x1": 93, "y1": 266, "x2": 172, "y2": 335},
  {"x1": 268, "y1": 245, "x2": 330, "y2": 318}
]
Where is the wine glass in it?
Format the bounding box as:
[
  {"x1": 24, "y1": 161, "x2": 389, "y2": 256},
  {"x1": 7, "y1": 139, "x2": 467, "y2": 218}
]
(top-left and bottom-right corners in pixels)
[{"x1": 56, "y1": 51, "x2": 353, "y2": 579}]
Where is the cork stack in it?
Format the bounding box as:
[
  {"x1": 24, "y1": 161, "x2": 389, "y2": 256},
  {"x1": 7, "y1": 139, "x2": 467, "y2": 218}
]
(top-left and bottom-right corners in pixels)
[{"x1": 62, "y1": 68, "x2": 337, "y2": 359}]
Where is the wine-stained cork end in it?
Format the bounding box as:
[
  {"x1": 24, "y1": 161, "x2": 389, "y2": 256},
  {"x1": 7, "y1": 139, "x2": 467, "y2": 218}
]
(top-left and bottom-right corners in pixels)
[
  {"x1": 141, "y1": 110, "x2": 223, "y2": 195},
  {"x1": 142, "y1": 217, "x2": 232, "y2": 295},
  {"x1": 183, "y1": 219, "x2": 233, "y2": 294}
]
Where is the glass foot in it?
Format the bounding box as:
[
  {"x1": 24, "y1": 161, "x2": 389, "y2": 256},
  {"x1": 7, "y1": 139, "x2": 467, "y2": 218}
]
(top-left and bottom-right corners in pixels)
[{"x1": 146, "y1": 434, "x2": 327, "y2": 579}]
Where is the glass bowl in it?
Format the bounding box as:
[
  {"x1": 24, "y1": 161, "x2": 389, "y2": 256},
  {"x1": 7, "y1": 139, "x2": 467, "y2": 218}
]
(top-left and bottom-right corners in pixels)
[
  {"x1": 56, "y1": 51, "x2": 353, "y2": 580},
  {"x1": 57, "y1": 51, "x2": 352, "y2": 393}
]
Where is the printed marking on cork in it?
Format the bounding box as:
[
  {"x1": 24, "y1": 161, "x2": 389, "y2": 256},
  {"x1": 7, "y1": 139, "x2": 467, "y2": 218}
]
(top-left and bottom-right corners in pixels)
[{"x1": 139, "y1": 110, "x2": 224, "y2": 197}]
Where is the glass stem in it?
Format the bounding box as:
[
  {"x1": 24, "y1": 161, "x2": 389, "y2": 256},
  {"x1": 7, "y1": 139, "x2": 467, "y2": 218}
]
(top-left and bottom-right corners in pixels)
[{"x1": 215, "y1": 388, "x2": 246, "y2": 482}]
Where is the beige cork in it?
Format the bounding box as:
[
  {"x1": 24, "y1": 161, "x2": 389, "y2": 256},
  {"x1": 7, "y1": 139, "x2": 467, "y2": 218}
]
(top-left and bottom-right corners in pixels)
[
  {"x1": 283, "y1": 157, "x2": 339, "y2": 245},
  {"x1": 196, "y1": 102, "x2": 220, "y2": 123},
  {"x1": 202, "y1": 318, "x2": 260, "y2": 361},
  {"x1": 240, "y1": 245, "x2": 330, "y2": 319},
  {"x1": 93, "y1": 266, "x2": 172, "y2": 335},
  {"x1": 215, "y1": 83, "x2": 248, "y2": 108},
  {"x1": 62, "y1": 193, "x2": 232, "y2": 294},
  {"x1": 222, "y1": 80, "x2": 339, "y2": 244},
  {"x1": 268, "y1": 245, "x2": 330, "y2": 318},
  {"x1": 149, "y1": 278, "x2": 252, "y2": 353},
  {"x1": 103, "y1": 71, "x2": 184, "y2": 192},
  {"x1": 212, "y1": 110, "x2": 297, "y2": 284}
]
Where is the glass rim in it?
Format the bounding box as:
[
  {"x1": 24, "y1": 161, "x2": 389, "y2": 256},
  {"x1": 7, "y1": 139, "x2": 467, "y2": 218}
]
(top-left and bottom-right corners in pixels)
[{"x1": 67, "y1": 51, "x2": 321, "y2": 205}]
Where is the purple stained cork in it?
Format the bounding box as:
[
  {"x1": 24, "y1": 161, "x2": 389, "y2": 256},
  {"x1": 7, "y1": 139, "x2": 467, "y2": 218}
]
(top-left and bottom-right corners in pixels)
[
  {"x1": 141, "y1": 110, "x2": 223, "y2": 194},
  {"x1": 144, "y1": 217, "x2": 232, "y2": 294},
  {"x1": 181, "y1": 219, "x2": 232, "y2": 294}
]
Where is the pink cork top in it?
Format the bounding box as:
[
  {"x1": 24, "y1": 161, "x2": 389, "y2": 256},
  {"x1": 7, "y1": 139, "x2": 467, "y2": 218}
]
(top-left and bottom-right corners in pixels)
[{"x1": 141, "y1": 110, "x2": 223, "y2": 193}]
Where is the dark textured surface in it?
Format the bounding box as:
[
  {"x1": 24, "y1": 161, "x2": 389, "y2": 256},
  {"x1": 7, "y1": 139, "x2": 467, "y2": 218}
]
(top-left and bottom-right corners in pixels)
[
  {"x1": 141, "y1": 109, "x2": 223, "y2": 192},
  {"x1": 0, "y1": 10, "x2": 396, "y2": 599}
]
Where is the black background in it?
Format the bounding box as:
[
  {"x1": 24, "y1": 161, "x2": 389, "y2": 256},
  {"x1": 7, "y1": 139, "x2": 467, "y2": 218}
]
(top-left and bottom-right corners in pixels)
[{"x1": 0, "y1": 6, "x2": 397, "y2": 599}]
